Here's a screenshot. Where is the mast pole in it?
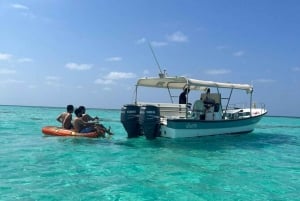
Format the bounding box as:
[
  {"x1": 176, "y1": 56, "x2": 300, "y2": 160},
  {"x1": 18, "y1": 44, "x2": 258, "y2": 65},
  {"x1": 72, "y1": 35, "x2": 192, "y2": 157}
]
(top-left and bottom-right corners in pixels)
[{"x1": 148, "y1": 41, "x2": 163, "y2": 74}]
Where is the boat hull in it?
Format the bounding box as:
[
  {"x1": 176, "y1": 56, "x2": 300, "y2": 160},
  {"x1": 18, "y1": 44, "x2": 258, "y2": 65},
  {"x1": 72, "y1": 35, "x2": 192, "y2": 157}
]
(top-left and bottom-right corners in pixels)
[
  {"x1": 42, "y1": 126, "x2": 100, "y2": 138},
  {"x1": 160, "y1": 114, "x2": 265, "y2": 138}
]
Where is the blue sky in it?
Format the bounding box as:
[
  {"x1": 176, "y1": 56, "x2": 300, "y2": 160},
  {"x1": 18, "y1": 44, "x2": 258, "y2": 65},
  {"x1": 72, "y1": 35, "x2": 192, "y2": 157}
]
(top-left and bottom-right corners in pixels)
[{"x1": 0, "y1": 0, "x2": 299, "y2": 116}]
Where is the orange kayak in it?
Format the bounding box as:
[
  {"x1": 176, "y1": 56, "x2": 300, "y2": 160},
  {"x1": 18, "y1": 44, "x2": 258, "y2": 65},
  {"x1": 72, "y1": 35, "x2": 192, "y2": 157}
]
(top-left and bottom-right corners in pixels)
[{"x1": 42, "y1": 126, "x2": 100, "y2": 138}]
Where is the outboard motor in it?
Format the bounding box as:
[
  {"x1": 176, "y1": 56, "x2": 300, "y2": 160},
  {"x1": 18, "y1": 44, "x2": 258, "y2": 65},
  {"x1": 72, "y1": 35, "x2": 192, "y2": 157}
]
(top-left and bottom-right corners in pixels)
[
  {"x1": 121, "y1": 104, "x2": 141, "y2": 138},
  {"x1": 139, "y1": 105, "x2": 160, "y2": 140}
]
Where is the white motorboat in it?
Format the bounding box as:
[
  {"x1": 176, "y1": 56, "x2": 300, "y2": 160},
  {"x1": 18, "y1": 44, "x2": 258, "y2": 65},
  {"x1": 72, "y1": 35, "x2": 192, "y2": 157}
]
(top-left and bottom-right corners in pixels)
[{"x1": 121, "y1": 74, "x2": 267, "y2": 139}]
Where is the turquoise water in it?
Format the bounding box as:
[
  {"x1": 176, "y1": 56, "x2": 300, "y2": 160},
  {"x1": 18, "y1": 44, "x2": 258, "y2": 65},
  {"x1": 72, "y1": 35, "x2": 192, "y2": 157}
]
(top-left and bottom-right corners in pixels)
[{"x1": 0, "y1": 105, "x2": 299, "y2": 201}]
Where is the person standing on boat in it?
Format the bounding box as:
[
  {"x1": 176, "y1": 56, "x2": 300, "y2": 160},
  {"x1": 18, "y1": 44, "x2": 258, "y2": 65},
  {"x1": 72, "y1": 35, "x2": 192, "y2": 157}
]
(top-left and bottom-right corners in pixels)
[
  {"x1": 203, "y1": 88, "x2": 216, "y2": 111},
  {"x1": 56, "y1": 104, "x2": 74, "y2": 129},
  {"x1": 179, "y1": 87, "x2": 190, "y2": 104},
  {"x1": 203, "y1": 88, "x2": 215, "y2": 103}
]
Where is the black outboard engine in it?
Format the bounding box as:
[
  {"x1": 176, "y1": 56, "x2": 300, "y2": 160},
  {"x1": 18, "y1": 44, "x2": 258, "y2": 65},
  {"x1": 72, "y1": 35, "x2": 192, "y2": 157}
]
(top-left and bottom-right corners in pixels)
[
  {"x1": 121, "y1": 104, "x2": 141, "y2": 138},
  {"x1": 139, "y1": 105, "x2": 160, "y2": 140}
]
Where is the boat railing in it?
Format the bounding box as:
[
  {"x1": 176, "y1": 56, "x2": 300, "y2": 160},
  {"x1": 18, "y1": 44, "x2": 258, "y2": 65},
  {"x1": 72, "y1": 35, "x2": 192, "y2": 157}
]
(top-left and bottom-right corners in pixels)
[
  {"x1": 251, "y1": 102, "x2": 267, "y2": 115},
  {"x1": 224, "y1": 102, "x2": 267, "y2": 119},
  {"x1": 136, "y1": 102, "x2": 187, "y2": 118}
]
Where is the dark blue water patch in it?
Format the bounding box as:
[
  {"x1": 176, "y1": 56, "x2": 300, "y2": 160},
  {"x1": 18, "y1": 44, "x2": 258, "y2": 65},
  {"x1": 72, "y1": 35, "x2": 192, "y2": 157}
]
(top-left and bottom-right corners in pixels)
[
  {"x1": 246, "y1": 132, "x2": 299, "y2": 146},
  {"x1": 0, "y1": 111, "x2": 15, "y2": 114},
  {"x1": 258, "y1": 125, "x2": 300, "y2": 129},
  {"x1": 30, "y1": 117, "x2": 44, "y2": 121}
]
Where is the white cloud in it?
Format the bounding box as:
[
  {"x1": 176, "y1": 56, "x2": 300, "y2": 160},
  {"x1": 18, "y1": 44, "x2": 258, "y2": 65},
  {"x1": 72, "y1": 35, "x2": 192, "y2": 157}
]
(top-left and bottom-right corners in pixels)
[
  {"x1": 106, "y1": 57, "x2": 122, "y2": 62},
  {"x1": 11, "y1": 4, "x2": 37, "y2": 19},
  {"x1": 205, "y1": 69, "x2": 231, "y2": 75},
  {"x1": 18, "y1": 57, "x2": 33, "y2": 63},
  {"x1": 0, "y1": 53, "x2": 13, "y2": 60},
  {"x1": 0, "y1": 79, "x2": 23, "y2": 84},
  {"x1": 45, "y1": 76, "x2": 61, "y2": 87},
  {"x1": 233, "y1": 51, "x2": 245, "y2": 57},
  {"x1": 104, "y1": 72, "x2": 136, "y2": 80},
  {"x1": 103, "y1": 87, "x2": 112, "y2": 91},
  {"x1": 167, "y1": 31, "x2": 188, "y2": 42},
  {"x1": 216, "y1": 46, "x2": 228, "y2": 50},
  {"x1": 27, "y1": 84, "x2": 37, "y2": 89},
  {"x1": 136, "y1": 38, "x2": 146, "y2": 44},
  {"x1": 143, "y1": 70, "x2": 150, "y2": 75},
  {"x1": 46, "y1": 76, "x2": 60, "y2": 81},
  {"x1": 94, "y1": 79, "x2": 114, "y2": 85},
  {"x1": 0, "y1": 68, "x2": 16, "y2": 74},
  {"x1": 11, "y1": 4, "x2": 29, "y2": 10},
  {"x1": 95, "y1": 71, "x2": 136, "y2": 85},
  {"x1": 291, "y1": 67, "x2": 300, "y2": 72},
  {"x1": 65, "y1": 62, "x2": 92, "y2": 70},
  {"x1": 151, "y1": 41, "x2": 168, "y2": 47}
]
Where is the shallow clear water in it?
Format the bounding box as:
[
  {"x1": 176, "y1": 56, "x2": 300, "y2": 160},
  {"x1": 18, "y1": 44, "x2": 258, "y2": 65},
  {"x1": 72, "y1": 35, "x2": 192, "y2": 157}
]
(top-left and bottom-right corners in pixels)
[{"x1": 0, "y1": 105, "x2": 299, "y2": 201}]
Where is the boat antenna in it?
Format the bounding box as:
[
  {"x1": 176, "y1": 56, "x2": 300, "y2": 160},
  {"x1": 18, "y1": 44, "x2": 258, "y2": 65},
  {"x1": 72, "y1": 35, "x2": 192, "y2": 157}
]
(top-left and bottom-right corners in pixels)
[{"x1": 148, "y1": 41, "x2": 164, "y2": 75}]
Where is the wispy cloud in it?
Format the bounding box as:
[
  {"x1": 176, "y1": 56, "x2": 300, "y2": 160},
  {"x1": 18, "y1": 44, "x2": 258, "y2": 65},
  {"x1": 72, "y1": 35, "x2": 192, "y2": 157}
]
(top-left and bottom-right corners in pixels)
[
  {"x1": 11, "y1": 4, "x2": 38, "y2": 20},
  {"x1": 94, "y1": 71, "x2": 136, "y2": 85},
  {"x1": 0, "y1": 68, "x2": 16, "y2": 74},
  {"x1": 291, "y1": 67, "x2": 300, "y2": 72},
  {"x1": 0, "y1": 53, "x2": 13, "y2": 60},
  {"x1": 167, "y1": 31, "x2": 188, "y2": 42},
  {"x1": 11, "y1": 4, "x2": 29, "y2": 10},
  {"x1": 0, "y1": 79, "x2": 24, "y2": 85},
  {"x1": 205, "y1": 69, "x2": 231, "y2": 75},
  {"x1": 136, "y1": 38, "x2": 168, "y2": 47},
  {"x1": 151, "y1": 41, "x2": 168, "y2": 47},
  {"x1": 104, "y1": 72, "x2": 136, "y2": 80},
  {"x1": 216, "y1": 46, "x2": 228, "y2": 50},
  {"x1": 94, "y1": 79, "x2": 114, "y2": 85},
  {"x1": 136, "y1": 38, "x2": 146, "y2": 44},
  {"x1": 27, "y1": 84, "x2": 37, "y2": 89},
  {"x1": 233, "y1": 51, "x2": 245, "y2": 57},
  {"x1": 45, "y1": 76, "x2": 61, "y2": 87},
  {"x1": 136, "y1": 32, "x2": 187, "y2": 47},
  {"x1": 65, "y1": 62, "x2": 92, "y2": 70},
  {"x1": 106, "y1": 57, "x2": 122, "y2": 62},
  {"x1": 18, "y1": 57, "x2": 33, "y2": 63}
]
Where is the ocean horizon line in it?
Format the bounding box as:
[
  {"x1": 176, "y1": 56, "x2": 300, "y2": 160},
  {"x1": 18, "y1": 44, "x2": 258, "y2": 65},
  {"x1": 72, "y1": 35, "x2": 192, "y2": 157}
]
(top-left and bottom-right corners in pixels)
[
  {"x1": 0, "y1": 104, "x2": 120, "y2": 111},
  {"x1": 1, "y1": 104, "x2": 299, "y2": 118}
]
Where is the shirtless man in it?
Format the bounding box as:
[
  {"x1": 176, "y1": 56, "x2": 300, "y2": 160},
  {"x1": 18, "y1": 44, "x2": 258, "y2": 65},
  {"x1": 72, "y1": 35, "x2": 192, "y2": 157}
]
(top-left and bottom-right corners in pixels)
[
  {"x1": 78, "y1": 105, "x2": 113, "y2": 135},
  {"x1": 56, "y1": 105, "x2": 74, "y2": 129},
  {"x1": 78, "y1": 106, "x2": 99, "y2": 122},
  {"x1": 73, "y1": 108, "x2": 106, "y2": 137}
]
